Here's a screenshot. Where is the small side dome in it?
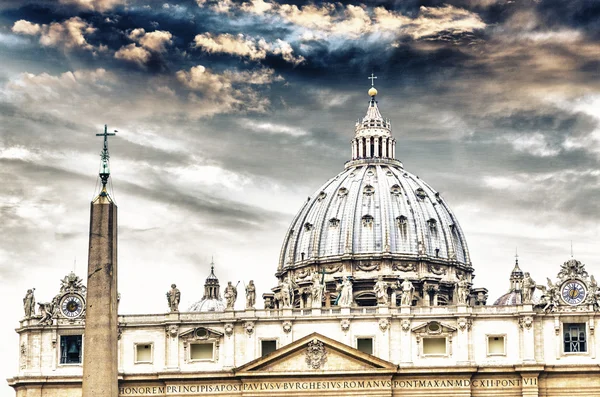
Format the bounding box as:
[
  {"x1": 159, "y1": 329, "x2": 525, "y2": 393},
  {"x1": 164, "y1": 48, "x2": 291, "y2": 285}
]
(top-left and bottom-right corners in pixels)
[{"x1": 188, "y1": 299, "x2": 226, "y2": 312}]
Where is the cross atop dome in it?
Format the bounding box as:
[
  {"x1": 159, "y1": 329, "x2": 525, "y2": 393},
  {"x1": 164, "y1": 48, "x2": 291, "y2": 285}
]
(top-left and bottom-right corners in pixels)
[{"x1": 368, "y1": 73, "x2": 378, "y2": 97}]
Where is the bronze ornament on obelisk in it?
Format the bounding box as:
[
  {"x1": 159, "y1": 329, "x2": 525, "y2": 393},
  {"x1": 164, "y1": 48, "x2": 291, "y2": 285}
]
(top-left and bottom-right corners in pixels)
[{"x1": 82, "y1": 125, "x2": 118, "y2": 397}]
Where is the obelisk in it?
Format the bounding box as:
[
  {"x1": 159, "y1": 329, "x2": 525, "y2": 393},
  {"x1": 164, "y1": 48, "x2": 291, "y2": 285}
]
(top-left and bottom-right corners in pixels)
[{"x1": 82, "y1": 125, "x2": 118, "y2": 397}]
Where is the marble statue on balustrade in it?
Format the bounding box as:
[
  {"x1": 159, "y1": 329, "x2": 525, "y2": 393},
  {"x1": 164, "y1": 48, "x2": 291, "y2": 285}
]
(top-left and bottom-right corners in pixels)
[
  {"x1": 224, "y1": 281, "x2": 237, "y2": 309},
  {"x1": 540, "y1": 278, "x2": 559, "y2": 312},
  {"x1": 166, "y1": 284, "x2": 180, "y2": 312},
  {"x1": 310, "y1": 273, "x2": 324, "y2": 308},
  {"x1": 23, "y1": 289, "x2": 35, "y2": 318},
  {"x1": 400, "y1": 279, "x2": 414, "y2": 306},
  {"x1": 374, "y1": 276, "x2": 388, "y2": 305},
  {"x1": 522, "y1": 272, "x2": 536, "y2": 303},
  {"x1": 336, "y1": 276, "x2": 353, "y2": 307},
  {"x1": 280, "y1": 278, "x2": 294, "y2": 308},
  {"x1": 245, "y1": 280, "x2": 256, "y2": 309},
  {"x1": 456, "y1": 275, "x2": 470, "y2": 305},
  {"x1": 37, "y1": 301, "x2": 54, "y2": 325}
]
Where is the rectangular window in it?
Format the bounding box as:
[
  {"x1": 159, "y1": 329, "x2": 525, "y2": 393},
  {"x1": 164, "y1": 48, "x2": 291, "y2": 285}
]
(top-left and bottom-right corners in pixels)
[
  {"x1": 487, "y1": 335, "x2": 505, "y2": 355},
  {"x1": 190, "y1": 343, "x2": 214, "y2": 361},
  {"x1": 357, "y1": 338, "x2": 373, "y2": 355},
  {"x1": 564, "y1": 323, "x2": 586, "y2": 353},
  {"x1": 135, "y1": 343, "x2": 153, "y2": 363},
  {"x1": 60, "y1": 335, "x2": 82, "y2": 364},
  {"x1": 261, "y1": 340, "x2": 277, "y2": 357},
  {"x1": 423, "y1": 337, "x2": 446, "y2": 355}
]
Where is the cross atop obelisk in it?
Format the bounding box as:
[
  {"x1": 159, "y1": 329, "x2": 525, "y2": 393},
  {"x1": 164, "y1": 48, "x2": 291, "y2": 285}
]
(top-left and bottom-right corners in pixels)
[{"x1": 95, "y1": 125, "x2": 116, "y2": 188}]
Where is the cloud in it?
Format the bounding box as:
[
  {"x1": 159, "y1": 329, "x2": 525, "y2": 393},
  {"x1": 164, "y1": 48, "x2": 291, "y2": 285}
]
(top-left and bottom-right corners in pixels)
[
  {"x1": 402, "y1": 5, "x2": 487, "y2": 40},
  {"x1": 12, "y1": 20, "x2": 41, "y2": 35},
  {"x1": 242, "y1": 119, "x2": 309, "y2": 137},
  {"x1": 193, "y1": 33, "x2": 304, "y2": 65},
  {"x1": 115, "y1": 28, "x2": 173, "y2": 66},
  {"x1": 11, "y1": 17, "x2": 98, "y2": 51},
  {"x1": 196, "y1": 1, "x2": 486, "y2": 44},
  {"x1": 114, "y1": 43, "x2": 151, "y2": 65},
  {"x1": 57, "y1": 0, "x2": 124, "y2": 11},
  {"x1": 135, "y1": 29, "x2": 173, "y2": 53},
  {"x1": 506, "y1": 133, "x2": 561, "y2": 157},
  {"x1": 176, "y1": 65, "x2": 281, "y2": 92}
]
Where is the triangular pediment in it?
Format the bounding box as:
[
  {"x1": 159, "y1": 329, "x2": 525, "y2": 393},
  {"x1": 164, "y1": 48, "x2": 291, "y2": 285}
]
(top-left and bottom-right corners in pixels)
[
  {"x1": 179, "y1": 326, "x2": 223, "y2": 340},
  {"x1": 235, "y1": 332, "x2": 396, "y2": 375},
  {"x1": 411, "y1": 320, "x2": 456, "y2": 335}
]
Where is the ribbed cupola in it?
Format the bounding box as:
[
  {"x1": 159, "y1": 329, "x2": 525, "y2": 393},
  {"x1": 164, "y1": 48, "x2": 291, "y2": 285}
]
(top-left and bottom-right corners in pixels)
[
  {"x1": 202, "y1": 259, "x2": 220, "y2": 300},
  {"x1": 351, "y1": 84, "x2": 396, "y2": 160}
]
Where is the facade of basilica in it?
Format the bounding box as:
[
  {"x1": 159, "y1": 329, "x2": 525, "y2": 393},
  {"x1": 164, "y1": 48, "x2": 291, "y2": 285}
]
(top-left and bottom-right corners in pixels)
[{"x1": 8, "y1": 86, "x2": 600, "y2": 397}]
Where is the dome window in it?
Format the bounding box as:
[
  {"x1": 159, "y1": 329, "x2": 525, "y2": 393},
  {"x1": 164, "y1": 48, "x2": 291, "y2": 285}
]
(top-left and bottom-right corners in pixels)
[
  {"x1": 362, "y1": 215, "x2": 374, "y2": 227},
  {"x1": 304, "y1": 222, "x2": 313, "y2": 231},
  {"x1": 338, "y1": 187, "x2": 348, "y2": 197},
  {"x1": 317, "y1": 191, "x2": 327, "y2": 201},
  {"x1": 329, "y1": 218, "x2": 340, "y2": 228},
  {"x1": 396, "y1": 215, "x2": 408, "y2": 227},
  {"x1": 427, "y1": 218, "x2": 437, "y2": 230},
  {"x1": 363, "y1": 185, "x2": 375, "y2": 196},
  {"x1": 415, "y1": 188, "x2": 427, "y2": 200},
  {"x1": 390, "y1": 184, "x2": 401, "y2": 196}
]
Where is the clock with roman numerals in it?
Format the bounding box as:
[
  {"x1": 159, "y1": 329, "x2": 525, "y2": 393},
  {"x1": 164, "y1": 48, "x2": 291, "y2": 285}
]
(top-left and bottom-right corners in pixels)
[
  {"x1": 60, "y1": 294, "x2": 84, "y2": 318},
  {"x1": 561, "y1": 280, "x2": 587, "y2": 306}
]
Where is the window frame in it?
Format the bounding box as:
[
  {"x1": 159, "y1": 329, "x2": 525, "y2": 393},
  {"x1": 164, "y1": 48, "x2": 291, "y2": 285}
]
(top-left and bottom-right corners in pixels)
[
  {"x1": 355, "y1": 336, "x2": 375, "y2": 355},
  {"x1": 421, "y1": 337, "x2": 448, "y2": 356},
  {"x1": 260, "y1": 339, "x2": 278, "y2": 357},
  {"x1": 189, "y1": 341, "x2": 215, "y2": 362},
  {"x1": 563, "y1": 323, "x2": 587, "y2": 354},
  {"x1": 486, "y1": 334, "x2": 506, "y2": 357},
  {"x1": 58, "y1": 334, "x2": 83, "y2": 365},
  {"x1": 134, "y1": 342, "x2": 154, "y2": 364}
]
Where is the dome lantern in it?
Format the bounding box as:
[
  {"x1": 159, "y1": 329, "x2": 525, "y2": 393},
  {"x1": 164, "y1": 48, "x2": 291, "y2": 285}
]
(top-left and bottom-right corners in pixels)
[{"x1": 351, "y1": 75, "x2": 395, "y2": 162}]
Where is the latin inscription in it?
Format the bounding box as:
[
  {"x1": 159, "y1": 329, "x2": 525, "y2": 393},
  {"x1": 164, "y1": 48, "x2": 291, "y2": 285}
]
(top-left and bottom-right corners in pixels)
[{"x1": 119, "y1": 377, "x2": 537, "y2": 395}]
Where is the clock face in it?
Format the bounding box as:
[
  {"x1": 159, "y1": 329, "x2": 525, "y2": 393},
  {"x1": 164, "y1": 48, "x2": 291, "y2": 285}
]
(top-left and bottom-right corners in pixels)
[
  {"x1": 61, "y1": 295, "x2": 84, "y2": 318},
  {"x1": 561, "y1": 280, "x2": 587, "y2": 305}
]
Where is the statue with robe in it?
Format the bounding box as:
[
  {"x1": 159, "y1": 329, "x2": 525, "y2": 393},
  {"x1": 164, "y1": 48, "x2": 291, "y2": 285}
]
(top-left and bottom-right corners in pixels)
[
  {"x1": 336, "y1": 276, "x2": 353, "y2": 307},
  {"x1": 522, "y1": 272, "x2": 535, "y2": 303},
  {"x1": 224, "y1": 281, "x2": 237, "y2": 309},
  {"x1": 23, "y1": 289, "x2": 35, "y2": 318},
  {"x1": 245, "y1": 280, "x2": 256, "y2": 309},
  {"x1": 374, "y1": 276, "x2": 388, "y2": 305},
  {"x1": 166, "y1": 284, "x2": 180, "y2": 312},
  {"x1": 400, "y1": 279, "x2": 414, "y2": 306},
  {"x1": 311, "y1": 273, "x2": 324, "y2": 308}
]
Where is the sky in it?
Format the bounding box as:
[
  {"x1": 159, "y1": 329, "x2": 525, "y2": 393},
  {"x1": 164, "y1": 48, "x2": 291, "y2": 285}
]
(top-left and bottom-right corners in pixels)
[{"x1": 1, "y1": 0, "x2": 599, "y2": 393}]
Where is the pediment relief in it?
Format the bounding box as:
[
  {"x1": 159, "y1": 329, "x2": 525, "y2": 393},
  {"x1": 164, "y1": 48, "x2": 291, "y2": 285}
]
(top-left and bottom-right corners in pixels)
[
  {"x1": 411, "y1": 321, "x2": 456, "y2": 336},
  {"x1": 235, "y1": 332, "x2": 396, "y2": 375},
  {"x1": 180, "y1": 326, "x2": 223, "y2": 341}
]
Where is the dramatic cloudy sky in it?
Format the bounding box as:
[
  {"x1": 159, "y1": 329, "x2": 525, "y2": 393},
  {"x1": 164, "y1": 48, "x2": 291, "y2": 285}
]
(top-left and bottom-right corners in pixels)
[{"x1": 1, "y1": 0, "x2": 599, "y2": 389}]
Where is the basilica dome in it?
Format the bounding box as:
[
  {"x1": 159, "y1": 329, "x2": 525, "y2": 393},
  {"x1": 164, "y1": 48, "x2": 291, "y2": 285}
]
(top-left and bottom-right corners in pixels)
[{"x1": 273, "y1": 86, "x2": 473, "y2": 307}]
